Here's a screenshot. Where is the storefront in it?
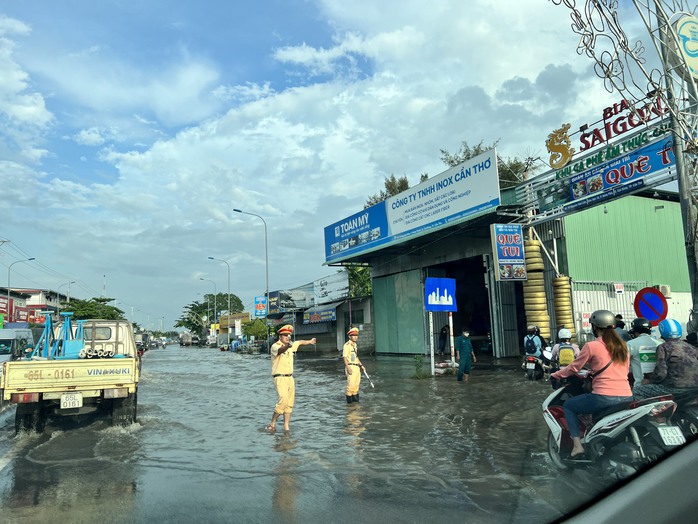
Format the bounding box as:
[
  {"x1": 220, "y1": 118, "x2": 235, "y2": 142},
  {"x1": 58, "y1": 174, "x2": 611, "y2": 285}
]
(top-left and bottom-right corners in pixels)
[{"x1": 323, "y1": 116, "x2": 690, "y2": 357}]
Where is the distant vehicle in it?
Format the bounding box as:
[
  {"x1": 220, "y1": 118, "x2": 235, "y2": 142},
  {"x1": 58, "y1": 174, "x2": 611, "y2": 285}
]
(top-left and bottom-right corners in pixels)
[
  {"x1": 0, "y1": 328, "x2": 35, "y2": 362},
  {"x1": 191, "y1": 334, "x2": 201, "y2": 346},
  {"x1": 179, "y1": 333, "x2": 193, "y2": 346}
]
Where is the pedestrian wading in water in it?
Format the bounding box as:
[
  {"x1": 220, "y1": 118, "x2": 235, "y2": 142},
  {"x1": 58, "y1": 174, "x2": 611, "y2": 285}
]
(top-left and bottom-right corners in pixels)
[
  {"x1": 456, "y1": 327, "x2": 476, "y2": 382},
  {"x1": 343, "y1": 327, "x2": 364, "y2": 403},
  {"x1": 267, "y1": 324, "x2": 316, "y2": 432}
]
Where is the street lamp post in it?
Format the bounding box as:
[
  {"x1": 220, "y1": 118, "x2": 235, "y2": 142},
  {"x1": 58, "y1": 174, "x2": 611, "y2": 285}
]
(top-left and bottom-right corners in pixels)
[
  {"x1": 56, "y1": 280, "x2": 76, "y2": 317},
  {"x1": 200, "y1": 277, "x2": 217, "y2": 325},
  {"x1": 233, "y1": 208, "x2": 270, "y2": 348},
  {"x1": 6, "y1": 257, "x2": 35, "y2": 322},
  {"x1": 208, "y1": 256, "x2": 231, "y2": 346}
]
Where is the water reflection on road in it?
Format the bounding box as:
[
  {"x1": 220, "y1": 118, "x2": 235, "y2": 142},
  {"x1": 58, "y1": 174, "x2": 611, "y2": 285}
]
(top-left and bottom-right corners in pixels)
[{"x1": 0, "y1": 347, "x2": 605, "y2": 523}]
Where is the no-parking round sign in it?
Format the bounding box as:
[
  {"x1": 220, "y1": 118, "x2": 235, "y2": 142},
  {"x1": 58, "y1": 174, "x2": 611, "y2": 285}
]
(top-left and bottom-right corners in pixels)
[{"x1": 633, "y1": 287, "x2": 668, "y2": 326}]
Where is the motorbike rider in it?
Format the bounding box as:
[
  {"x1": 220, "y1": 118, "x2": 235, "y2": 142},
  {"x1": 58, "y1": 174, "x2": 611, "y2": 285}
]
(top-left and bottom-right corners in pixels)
[
  {"x1": 550, "y1": 328, "x2": 580, "y2": 368},
  {"x1": 523, "y1": 325, "x2": 542, "y2": 358},
  {"x1": 632, "y1": 318, "x2": 698, "y2": 400},
  {"x1": 627, "y1": 317, "x2": 662, "y2": 388},
  {"x1": 550, "y1": 310, "x2": 632, "y2": 458}
]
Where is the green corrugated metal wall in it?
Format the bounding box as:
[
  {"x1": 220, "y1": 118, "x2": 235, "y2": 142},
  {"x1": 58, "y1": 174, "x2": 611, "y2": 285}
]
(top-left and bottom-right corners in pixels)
[
  {"x1": 374, "y1": 270, "x2": 425, "y2": 354},
  {"x1": 564, "y1": 196, "x2": 690, "y2": 291}
]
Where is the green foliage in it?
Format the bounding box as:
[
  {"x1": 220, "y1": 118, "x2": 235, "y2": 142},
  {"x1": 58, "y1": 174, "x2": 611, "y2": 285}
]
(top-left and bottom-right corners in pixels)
[
  {"x1": 174, "y1": 292, "x2": 244, "y2": 336},
  {"x1": 364, "y1": 174, "x2": 411, "y2": 208},
  {"x1": 439, "y1": 139, "x2": 538, "y2": 189},
  {"x1": 243, "y1": 318, "x2": 268, "y2": 340},
  {"x1": 346, "y1": 265, "x2": 372, "y2": 298},
  {"x1": 412, "y1": 354, "x2": 430, "y2": 380},
  {"x1": 59, "y1": 297, "x2": 125, "y2": 320}
]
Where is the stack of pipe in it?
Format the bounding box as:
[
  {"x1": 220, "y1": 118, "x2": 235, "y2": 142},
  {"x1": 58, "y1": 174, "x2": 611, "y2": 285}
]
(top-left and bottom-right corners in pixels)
[
  {"x1": 553, "y1": 275, "x2": 576, "y2": 342},
  {"x1": 523, "y1": 239, "x2": 551, "y2": 342}
]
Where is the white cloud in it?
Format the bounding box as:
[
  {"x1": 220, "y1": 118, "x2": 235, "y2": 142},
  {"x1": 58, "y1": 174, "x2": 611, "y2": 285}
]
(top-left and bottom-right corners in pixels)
[{"x1": 0, "y1": 1, "x2": 663, "y2": 328}]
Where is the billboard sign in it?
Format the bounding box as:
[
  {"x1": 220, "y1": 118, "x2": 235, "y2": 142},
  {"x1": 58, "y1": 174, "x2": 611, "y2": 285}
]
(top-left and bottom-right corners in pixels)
[
  {"x1": 490, "y1": 224, "x2": 527, "y2": 281},
  {"x1": 254, "y1": 296, "x2": 267, "y2": 317},
  {"x1": 521, "y1": 125, "x2": 676, "y2": 224},
  {"x1": 325, "y1": 150, "x2": 501, "y2": 263}
]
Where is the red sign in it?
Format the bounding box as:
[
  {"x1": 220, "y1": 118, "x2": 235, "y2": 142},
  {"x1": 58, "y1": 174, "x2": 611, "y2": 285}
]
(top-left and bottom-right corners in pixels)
[{"x1": 633, "y1": 287, "x2": 668, "y2": 326}]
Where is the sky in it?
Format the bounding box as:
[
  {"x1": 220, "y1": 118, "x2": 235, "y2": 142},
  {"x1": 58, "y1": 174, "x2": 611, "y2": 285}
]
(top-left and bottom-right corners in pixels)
[{"x1": 0, "y1": 0, "x2": 655, "y2": 331}]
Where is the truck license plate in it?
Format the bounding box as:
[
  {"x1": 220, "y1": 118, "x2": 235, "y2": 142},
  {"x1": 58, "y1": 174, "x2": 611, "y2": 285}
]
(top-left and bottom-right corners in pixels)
[
  {"x1": 658, "y1": 426, "x2": 686, "y2": 446},
  {"x1": 526, "y1": 362, "x2": 536, "y2": 370},
  {"x1": 60, "y1": 393, "x2": 83, "y2": 409}
]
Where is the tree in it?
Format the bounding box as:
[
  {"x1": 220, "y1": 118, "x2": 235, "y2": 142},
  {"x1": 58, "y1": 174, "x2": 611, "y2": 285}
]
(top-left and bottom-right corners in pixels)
[
  {"x1": 60, "y1": 297, "x2": 125, "y2": 320},
  {"x1": 365, "y1": 174, "x2": 411, "y2": 208},
  {"x1": 242, "y1": 318, "x2": 267, "y2": 340},
  {"x1": 174, "y1": 292, "x2": 244, "y2": 336},
  {"x1": 440, "y1": 140, "x2": 538, "y2": 188},
  {"x1": 346, "y1": 265, "x2": 372, "y2": 298}
]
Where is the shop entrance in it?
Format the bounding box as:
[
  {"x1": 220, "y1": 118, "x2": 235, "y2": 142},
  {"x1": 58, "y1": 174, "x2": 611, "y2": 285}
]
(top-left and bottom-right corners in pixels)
[{"x1": 427, "y1": 256, "x2": 492, "y2": 353}]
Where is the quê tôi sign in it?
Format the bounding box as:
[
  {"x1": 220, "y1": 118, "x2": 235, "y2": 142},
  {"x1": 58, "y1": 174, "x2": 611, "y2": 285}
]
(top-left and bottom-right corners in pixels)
[{"x1": 490, "y1": 224, "x2": 527, "y2": 281}]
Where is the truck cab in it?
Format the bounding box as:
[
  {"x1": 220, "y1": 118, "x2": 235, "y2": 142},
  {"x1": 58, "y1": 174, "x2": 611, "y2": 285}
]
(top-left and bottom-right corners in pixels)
[{"x1": 0, "y1": 328, "x2": 35, "y2": 363}]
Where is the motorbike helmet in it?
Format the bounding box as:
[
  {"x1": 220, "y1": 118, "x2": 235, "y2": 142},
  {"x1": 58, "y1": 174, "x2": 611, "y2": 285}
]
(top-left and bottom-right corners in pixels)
[
  {"x1": 630, "y1": 317, "x2": 652, "y2": 335},
  {"x1": 558, "y1": 328, "x2": 572, "y2": 340},
  {"x1": 527, "y1": 325, "x2": 538, "y2": 334},
  {"x1": 658, "y1": 318, "x2": 682, "y2": 340},
  {"x1": 589, "y1": 310, "x2": 616, "y2": 330}
]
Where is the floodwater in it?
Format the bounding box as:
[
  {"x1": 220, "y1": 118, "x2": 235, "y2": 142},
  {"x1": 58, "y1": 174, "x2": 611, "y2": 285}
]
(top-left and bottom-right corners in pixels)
[{"x1": 0, "y1": 346, "x2": 609, "y2": 523}]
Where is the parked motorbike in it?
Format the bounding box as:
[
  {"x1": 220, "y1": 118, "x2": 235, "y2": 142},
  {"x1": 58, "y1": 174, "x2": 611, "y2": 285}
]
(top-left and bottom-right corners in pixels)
[{"x1": 543, "y1": 372, "x2": 686, "y2": 480}]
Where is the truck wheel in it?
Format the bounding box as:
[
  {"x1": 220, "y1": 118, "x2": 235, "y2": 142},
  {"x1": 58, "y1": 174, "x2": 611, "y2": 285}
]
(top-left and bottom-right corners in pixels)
[
  {"x1": 112, "y1": 393, "x2": 137, "y2": 426},
  {"x1": 15, "y1": 403, "x2": 46, "y2": 434}
]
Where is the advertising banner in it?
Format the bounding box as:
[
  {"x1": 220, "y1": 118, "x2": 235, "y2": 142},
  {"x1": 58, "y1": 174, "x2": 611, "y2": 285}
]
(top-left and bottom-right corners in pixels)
[
  {"x1": 325, "y1": 150, "x2": 501, "y2": 264},
  {"x1": 526, "y1": 125, "x2": 676, "y2": 224},
  {"x1": 303, "y1": 303, "x2": 339, "y2": 324},
  {"x1": 313, "y1": 271, "x2": 350, "y2": 304},
  {"x1": 490, "y1": 224, "x2": 527, "y2": 281},
  {"x1": 424, "y1": 277, "x2": 457, "y2": 312},
  {"x1": 254, "y1": 296, "x2": 267, "y2": 317}
]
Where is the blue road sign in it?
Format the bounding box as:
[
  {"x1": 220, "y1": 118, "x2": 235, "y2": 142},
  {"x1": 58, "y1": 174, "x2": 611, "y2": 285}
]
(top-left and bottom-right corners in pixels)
[
  {"x1": 634, "y1": 287, "x2": 668, "y2": 326},
  {"x1": 425, "y1": 277, "x2": 457, "y2": 312}
]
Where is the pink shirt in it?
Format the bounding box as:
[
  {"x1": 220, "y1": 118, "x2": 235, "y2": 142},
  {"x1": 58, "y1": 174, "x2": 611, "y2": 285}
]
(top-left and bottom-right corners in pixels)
[{"x1": 552, "y1": 338, "x2": 631, "y2": 397}]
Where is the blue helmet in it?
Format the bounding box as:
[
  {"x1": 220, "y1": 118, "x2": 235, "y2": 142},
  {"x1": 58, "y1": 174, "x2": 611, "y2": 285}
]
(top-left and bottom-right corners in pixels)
[{"x1": 658, "y1": 318, "x2": 682, "y2": 340}]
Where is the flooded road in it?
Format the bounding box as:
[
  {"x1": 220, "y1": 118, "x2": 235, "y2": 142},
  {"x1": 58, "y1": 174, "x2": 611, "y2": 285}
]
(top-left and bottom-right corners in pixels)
[{"x1": 0, "y1": 346, "x2": 607, "y2": 523}]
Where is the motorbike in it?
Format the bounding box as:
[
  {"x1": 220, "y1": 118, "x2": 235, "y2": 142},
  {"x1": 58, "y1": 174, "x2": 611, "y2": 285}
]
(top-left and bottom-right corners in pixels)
[
  {"x1": 543, "y1": 371, "x2": 687, "y2": 480},
  {"x1": 671, "y1": 387, "x2": 698, "y2": 438},
  {"x1": 522, "y1": 347, "x2": 552, "y2": 381}
]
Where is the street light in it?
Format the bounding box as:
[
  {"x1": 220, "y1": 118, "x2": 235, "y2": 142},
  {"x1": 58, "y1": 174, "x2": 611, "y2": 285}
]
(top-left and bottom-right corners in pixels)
[
  {"x1": 208, "y1": 256, "x2": 231, "y2": 346},
  {"x1": 233, "y1": 208, "x2": 270, "y2": 348},
  {"x1": 6, "y1": 257, "x2": 35, "y2": 322},
  {"x1": 56, "y1": 280, "x2": 76, "y2": 316},
  {"x1": 200, "y1": 277, "x2": 217, "y2": 323}
]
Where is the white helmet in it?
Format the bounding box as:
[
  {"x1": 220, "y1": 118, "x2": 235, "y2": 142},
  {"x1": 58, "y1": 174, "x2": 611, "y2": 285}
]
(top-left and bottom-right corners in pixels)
[{"x1": 558, "y1": 328, "x2": 572, "y2": 340}]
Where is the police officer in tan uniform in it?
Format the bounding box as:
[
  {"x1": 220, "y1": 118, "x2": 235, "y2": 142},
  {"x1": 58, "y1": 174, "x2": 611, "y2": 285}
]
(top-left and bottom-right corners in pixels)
[
  {"x1": 267, "y1": 324, "x2": 316, "y2": 432},
  {"x1": 343, "y1": 327, "x2": 364, "y2": 403}
]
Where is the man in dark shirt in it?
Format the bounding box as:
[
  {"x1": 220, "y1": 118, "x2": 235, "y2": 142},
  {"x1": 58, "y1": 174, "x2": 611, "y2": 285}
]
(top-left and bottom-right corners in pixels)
[{"x1": 633, "y1": 318, "x2": 698, "y2": 399}]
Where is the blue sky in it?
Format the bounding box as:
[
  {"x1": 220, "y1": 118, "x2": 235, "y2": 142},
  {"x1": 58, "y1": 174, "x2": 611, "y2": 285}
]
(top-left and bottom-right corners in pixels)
[{"x1": 0, "y1": 0, "x2": 658, "y2": 330}]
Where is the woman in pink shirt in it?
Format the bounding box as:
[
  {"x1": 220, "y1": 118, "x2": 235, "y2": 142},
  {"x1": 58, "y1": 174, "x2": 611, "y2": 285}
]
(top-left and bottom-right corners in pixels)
[{"x1": 551, "y1": 310, "x2": 632, "y2": 458}]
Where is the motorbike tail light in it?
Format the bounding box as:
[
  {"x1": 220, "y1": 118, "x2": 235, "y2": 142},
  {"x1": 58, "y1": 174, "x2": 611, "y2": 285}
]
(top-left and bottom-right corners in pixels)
[
  {"x1": 648, "y1": 401, "x2": 676, "y2": 417},
  {"x1": 628, "y1": 395, "x2": 673, "y2": 410},
  {"x1": 526, "y1": 356, "x2": 535, "y2": 362}
]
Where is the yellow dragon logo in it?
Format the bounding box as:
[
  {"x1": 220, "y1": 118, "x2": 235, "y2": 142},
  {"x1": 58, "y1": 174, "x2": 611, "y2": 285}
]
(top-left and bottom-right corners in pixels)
[{"x1": 546, "y1": 123, "x2": 575, "y2": 169}]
